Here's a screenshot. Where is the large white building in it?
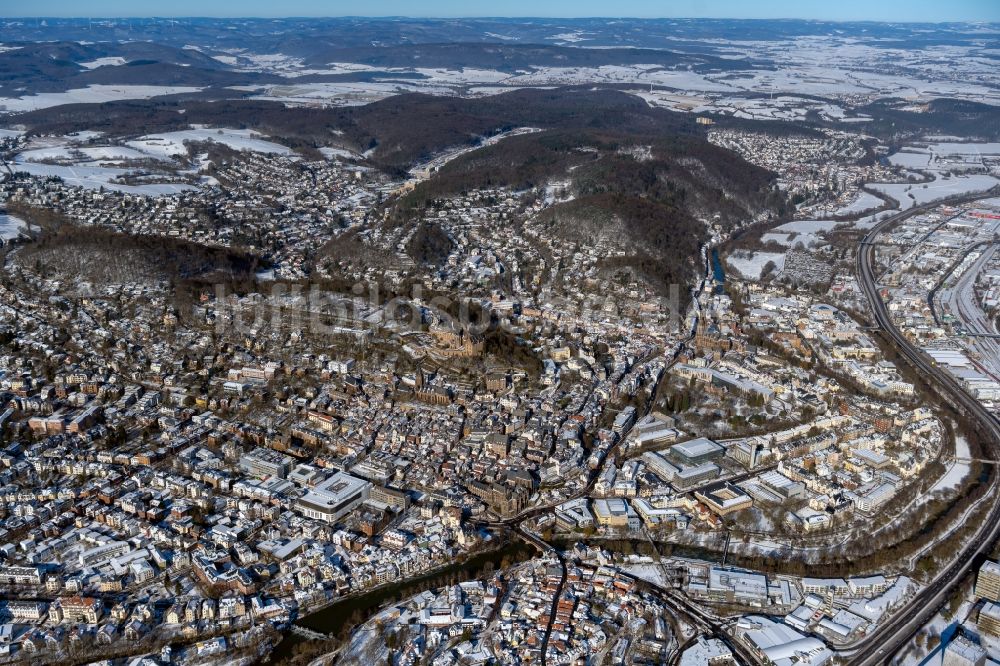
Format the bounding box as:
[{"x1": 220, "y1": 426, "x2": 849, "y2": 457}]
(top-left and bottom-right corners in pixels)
[
  {"x1": 735, "y1": 615, "x2": 832, "y2": 666},
  {"x1": 295, "y1": 472, "x2": 372, "y2": 524}
]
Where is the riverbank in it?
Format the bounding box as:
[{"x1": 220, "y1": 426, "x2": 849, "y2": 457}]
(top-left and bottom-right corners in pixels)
[{"x1": 267, "y1": 539, "x2": 537, "y2": 664}]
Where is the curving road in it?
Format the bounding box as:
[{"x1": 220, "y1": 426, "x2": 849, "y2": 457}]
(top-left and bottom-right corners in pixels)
[{"x1": 850, "y1": 190, "x2": 1000, "y2": 666}]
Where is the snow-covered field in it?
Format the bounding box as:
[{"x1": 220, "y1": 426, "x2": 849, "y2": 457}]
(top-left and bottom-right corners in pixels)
[
  {"x1": 8, "y1": 127, "x2": 293, "y2": 194},
  {"x1": 18, "y1": 144, "x2": 155, "y2": 164},
  {"x1": 889, "y1": 143, "x2": 1000, "y2": 172},
  {"x1": 414, "y1": 67, "x2": 512, "y2": 84},
  {"x1": 870, "y1": 173, "x2": 1000, "y2": 210},
  {"x1": 11, "y1": 160, "x2": 194, "y2": 196},
  {"x1": 774, "y1": 219, "x2": 841, "y2": 234},
  {"x1": 761, "y1": 231, "x2": 822, "y2": 249},
  {"x1": 0, "y1": 85, "x2": 202, "y2": 112},
  {"x1": 229, "y1": 59, "x2": 1000, "y2": 106},
  {"x1": 928, "y1": 142, "x2": 1000, "y2": 156},
  {"x1": 928, "y1": 436, "x2": 971, "y2": 493},
  {"x1": 727, "y1": 251, "x2": 786, "y2": 279},
  {"x1": 848, "y1": 208, "x2": 900, "y2": 229},
  {"x1": 78, "y1": 56, "x2": 128, "y2": 69},
  {"x1": 12, "y1": 127, "x2": 294, "y2": 181},
  {"x1": 548, "y1": 31, "x2": 591, "y2": 43},
  {"x1": 0, "y1": 214, "x2": 28, "y2": 241},
  {"x1": 760, "y1": 219, "x2": 841, "y2": 248},
  {"x1": 685, "y1": 94, "x2": 871, "y2": 122},
  {"x1": 319, "y1": 146, "x2": 363, "y2": 160},
  {"x1": 79, "y1": 145, "x2": 157, "y2": 162},
  {"x1": 239, "y1": 80, "x2": 454, "y2": 106},
  {"x1": 889, "y1": 150, "x2": 933, "y2": 169},
  {"x1": 12, "y1": 146, "x2": 74, "y2": 162},
  {"x1": 835, "y1": 191, "x2": 885, "y2": 215},
  {"x1": 929, "y1": 462, "x2": 971, "y2": 494},
  {"x1": 126, "y1": 128, "x2": 296, "y2": 158}
]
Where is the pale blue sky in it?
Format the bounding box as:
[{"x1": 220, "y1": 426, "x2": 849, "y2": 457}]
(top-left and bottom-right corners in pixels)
[{"x1": 1, "y1": 0, "x2": 998, "y2": 22}]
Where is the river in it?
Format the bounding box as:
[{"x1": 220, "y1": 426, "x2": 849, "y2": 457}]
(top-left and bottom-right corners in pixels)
[
  {"x1": 710, "y1": 247, "x2": 726, "y2": 289},
  {"x1": 267, "y1": 539, "x2": 537, "y2": 664}
]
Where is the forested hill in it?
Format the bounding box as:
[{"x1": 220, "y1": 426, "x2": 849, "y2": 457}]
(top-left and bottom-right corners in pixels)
[
  {"x1": 10, "y1": 87, "x2": 696, "y2": 170},
  {"x1": 391, "y1": 126, "x2": 786, "y2": 293},
  {"x1": 10, "y1": 86, "x2": 789, "y2": 295}
]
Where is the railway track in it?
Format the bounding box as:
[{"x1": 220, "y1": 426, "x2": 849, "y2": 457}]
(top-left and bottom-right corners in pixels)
[{"x1": 849, "y1": 192, "x2": 1000, "y2": 665}]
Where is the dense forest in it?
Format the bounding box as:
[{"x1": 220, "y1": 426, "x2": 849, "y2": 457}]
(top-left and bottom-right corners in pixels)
[
  {"x1": 305, "y1": 42, "x2": 747, "y2": 72},
  {"x1": 405, "y1": 222, "x2": 456, "y2": 266},
  {"x1": 14, "y1": 225, "x2": 263, "y2": 287},
  {"x1": 338, "y1": 87, "x2": 704, "y2": 170},
  {"x1": 858, "y1": 98, "x2": 1000, "y2": 141},
  {"x1": 13, "y1": 87, "x2": 998, "y2": 168},
  {"x1": 9, "y1": 86, "x2": 795, "y2": 295},
  {"x1": 10, "y1": 87, "x2": 700, "y2": 170},
  {"x1": 0, "y1": 40, "x2": 271, "y2": 96},
  {"x1": 0, "y1": 37, "x2": 746, "y2": 98},
  {"x1": 393, "y1": 128, "x2": 786, "y2": 292}
]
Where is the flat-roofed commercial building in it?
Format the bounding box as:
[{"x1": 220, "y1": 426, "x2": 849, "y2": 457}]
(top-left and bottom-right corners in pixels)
[
  {"x1": 695, "y1": 482, "x2": 753, "y2": 516},
  {"x1": 295, "y1": 472, "x2": 371, "y2": 524},
  {"x1": 641, "y1": 451, "x2": 680, "y2": 482},
  {"x1": 734, "y1": 615, "x2": 832, "y2": 665},
  {"x1": 239, "y1": 448, "x2": 294, "y2": 479},
  {"x1": 802, "y1": 577, "x2": 850, "y2": 597},
  {"x1": 673, "y1": 462, "x2": 721, "y2": 490},
  {"x1": 850, "y1": 482, "x2": 896, "y2": 514},
  {"x1": 633, "y1": 414, "x2": 679, "y2": 448},
  {"x1": 555, "y1": 498, "x2": 594, "y2": 531},
  {"x1": 669, "y1": 437, "x2": 725, "y2": 466},
  {"x1": 759, "y1": 471, "x2": 806, "y2": 499},
  {"x1": 689, "y1": 567, "x2": 769, "y2": 606},
  {"x1": 592, "y1": 498, "x2": 641, "y2": 531},
  {"x1": 631, "y1": 498, "x2": 689, "y2": 530}
]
